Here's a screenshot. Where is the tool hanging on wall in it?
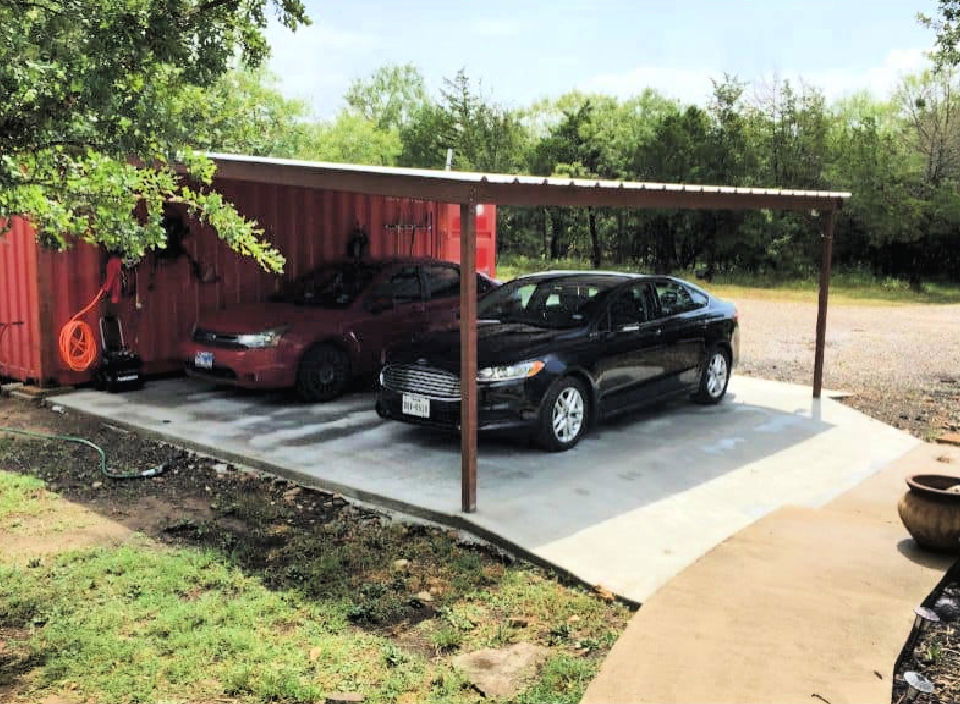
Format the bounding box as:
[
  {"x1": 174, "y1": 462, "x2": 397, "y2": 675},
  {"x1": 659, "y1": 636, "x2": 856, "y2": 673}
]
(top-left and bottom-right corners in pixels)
[
  {"x1": 384, "y1": 201, "x2": 433, "y2": 257},
  {"x1": 0, "y1": 321, "x2": 24, "y2": 376},
  {"x1": 346, "y1": 223, "x2": 370, "y2": 260},
  {"x1": 0, "y1": 320, "x2": 24, "y2": 348}
]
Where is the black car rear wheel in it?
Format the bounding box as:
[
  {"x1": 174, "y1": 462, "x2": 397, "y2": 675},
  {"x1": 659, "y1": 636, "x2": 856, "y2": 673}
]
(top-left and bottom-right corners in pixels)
[
  {"x1": 535, "y1": 376, "x2": 589, "y2": 452},
  {"x1": 693, "y1": 345, "x2": 730, "y2": 404},
  {"x1": 296, "y1": 343, "x2": 349, "y2": 402}
]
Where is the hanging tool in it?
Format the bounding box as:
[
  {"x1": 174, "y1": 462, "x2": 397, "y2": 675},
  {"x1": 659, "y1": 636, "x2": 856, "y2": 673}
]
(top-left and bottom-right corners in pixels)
[{"x1": 0, "y1": 320, "x2": 24, "y2": 347}]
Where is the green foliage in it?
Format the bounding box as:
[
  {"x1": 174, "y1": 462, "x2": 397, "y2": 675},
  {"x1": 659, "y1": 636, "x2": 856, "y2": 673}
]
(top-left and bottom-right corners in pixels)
[
  {"x1": 182, "y1": 69, "x2": 318, "y2": 158},
  {"x1": 399, "y1": 70, "x2": 527, "y2": 172},
  {"x1": 345, "y1": 63, "x2": 429, "y2": 131},
  {"x1": 310, "y1": 113, "x2": 403, "y2": 166},
  {"x1": 0, "y1": 471, "x2": 46, "y2": 522},
  {"x1": 0, "y1": 467, "x2": 631, "y2": 704},
  {"x1": 0, "y1": 0, "x2": 307, "y2": 271},
  {"x1": 922, "y1": 1, "x2": 960, "y2": 67},
  {"x1": 515, "y1": 655, "x2": 596, "y2": 704}
]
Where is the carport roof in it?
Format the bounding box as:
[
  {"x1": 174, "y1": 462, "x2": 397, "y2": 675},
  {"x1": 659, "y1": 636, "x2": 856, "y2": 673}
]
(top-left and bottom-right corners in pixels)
[{"x1": 207, "y1": 152, "x2": 851, "y2": 212}]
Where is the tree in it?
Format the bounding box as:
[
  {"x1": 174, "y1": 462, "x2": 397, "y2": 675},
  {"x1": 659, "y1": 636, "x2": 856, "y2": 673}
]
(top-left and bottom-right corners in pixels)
[
  {"x1": 921, "y1": 1, "x2": 960, "y2": 67},
  {"x1": 345, "y1": 64, "x2": 428, "y2": 131},
  {"x1": 399, "y1": 70, "x2": 527, "y2": 172},
  {"x1": 0, "y1": 0, "x2": 308, "y2": 272},
  {"x1": 180, "y1": 69, "x2": 318, "y2": 159},
  {"x1": 308, "y1": 113, "x2": 402, "y2": 165}
]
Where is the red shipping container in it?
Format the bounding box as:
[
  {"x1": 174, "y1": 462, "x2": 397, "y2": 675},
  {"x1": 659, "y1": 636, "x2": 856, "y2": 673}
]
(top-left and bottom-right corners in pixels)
[{"x1": 0, "y1": 179, "x2": 495, "y2": 386}]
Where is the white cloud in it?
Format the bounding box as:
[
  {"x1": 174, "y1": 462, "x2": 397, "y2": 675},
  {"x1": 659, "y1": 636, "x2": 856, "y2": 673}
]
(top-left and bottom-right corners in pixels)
[
  {"x1": 801, "y1": 47, "x2": 930, "y2": 99},
  {"x1": 580, "y1": 48, "x2": 932, "y2": 106}
]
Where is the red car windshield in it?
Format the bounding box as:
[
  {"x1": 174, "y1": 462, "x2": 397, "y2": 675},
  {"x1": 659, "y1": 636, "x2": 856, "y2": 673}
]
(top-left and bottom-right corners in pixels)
[{"x1": 272, "y1": 263, "x2": 383, "y2": 308}]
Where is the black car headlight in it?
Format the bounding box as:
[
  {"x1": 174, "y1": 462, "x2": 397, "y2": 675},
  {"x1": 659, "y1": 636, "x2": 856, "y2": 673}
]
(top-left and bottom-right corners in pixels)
[{"x1": 477, "y1": 360, "x2": 545, "y2": 382}]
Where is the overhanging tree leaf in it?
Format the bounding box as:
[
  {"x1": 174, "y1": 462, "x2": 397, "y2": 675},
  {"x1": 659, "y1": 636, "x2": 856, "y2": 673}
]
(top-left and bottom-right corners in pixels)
[{"x1": 0, "y1": 0, "x2": 308, "y2": 272}]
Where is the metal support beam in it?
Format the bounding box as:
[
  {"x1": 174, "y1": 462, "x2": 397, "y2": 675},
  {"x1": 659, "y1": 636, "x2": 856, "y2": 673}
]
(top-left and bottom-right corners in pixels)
[
  {"x1": 459, "y1": 202, "x2": 478, "y2": 512},
  {"x1": 813, "y1": 210, "x2": 835, "y2": 399}
]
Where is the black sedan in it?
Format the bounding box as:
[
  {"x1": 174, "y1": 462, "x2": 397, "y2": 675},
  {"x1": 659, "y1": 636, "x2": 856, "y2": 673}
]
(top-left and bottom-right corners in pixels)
[{"x1": 376, "y1": 271, "x2": 739, "y2": 451}]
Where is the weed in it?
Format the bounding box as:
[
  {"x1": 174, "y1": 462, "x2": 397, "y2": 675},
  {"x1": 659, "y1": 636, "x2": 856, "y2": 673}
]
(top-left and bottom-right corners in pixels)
[
  {"x1": 515, "y1": 654, "x2": 597, "y2": 704},
  {"x1": 382, "y1": 643, "x2": 408, "y2": 669},
  {"x1": 430, "y1": 625, "x2": 464, "y2": 653},
  {"x1": 0, "y1": 472, "x2": 48, "y2": 524},
  {"x1": 548, "y1": 622, "x2": 572, "y2": 646}
]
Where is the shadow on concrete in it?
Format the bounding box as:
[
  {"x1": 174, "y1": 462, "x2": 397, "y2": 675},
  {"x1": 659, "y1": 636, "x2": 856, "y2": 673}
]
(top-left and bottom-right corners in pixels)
[
  {"x1": 53, "y1": 377, "x2": 836, "y2": 552},
  {"x1": 896, "y1": 538, "x2": 959, "y2": 570}
]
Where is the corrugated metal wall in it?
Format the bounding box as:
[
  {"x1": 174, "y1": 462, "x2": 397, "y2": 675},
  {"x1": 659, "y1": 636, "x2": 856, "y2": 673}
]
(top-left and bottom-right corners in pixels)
[
  {"x1": 0, "y1": 217, "x2": 42, "y2": 381},
  {"x1": 0, "y1": 182, "x2": 497, "y2": 385}
]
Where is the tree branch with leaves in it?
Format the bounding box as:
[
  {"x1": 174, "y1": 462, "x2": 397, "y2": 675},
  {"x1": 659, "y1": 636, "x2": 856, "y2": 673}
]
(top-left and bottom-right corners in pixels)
[{"x1": 0, "y1": 0, "x2": 308, "y2": 272}]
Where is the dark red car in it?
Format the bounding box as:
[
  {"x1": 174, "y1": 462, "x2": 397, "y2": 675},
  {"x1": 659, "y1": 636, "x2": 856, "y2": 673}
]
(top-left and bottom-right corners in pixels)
[{"x1": 183, "y1": 258, "x2": 498, "y2": 401}]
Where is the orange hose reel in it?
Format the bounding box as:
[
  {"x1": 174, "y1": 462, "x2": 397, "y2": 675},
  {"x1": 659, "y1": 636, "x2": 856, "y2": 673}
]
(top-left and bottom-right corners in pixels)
[{"x1": 58, "y1": 257, "x2": 123, "y2": 372}]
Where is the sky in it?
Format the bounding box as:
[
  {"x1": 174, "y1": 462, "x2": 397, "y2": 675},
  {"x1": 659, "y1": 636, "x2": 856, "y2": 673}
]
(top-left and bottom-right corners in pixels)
[{"x1": 264, "y1": 0, "x2": 940, "y2": 118}]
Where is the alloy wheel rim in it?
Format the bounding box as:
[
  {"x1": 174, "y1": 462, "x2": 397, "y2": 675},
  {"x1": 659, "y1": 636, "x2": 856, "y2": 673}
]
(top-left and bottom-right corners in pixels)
[
  {"x1": 706, "y1": 352, "x2": 728, "y2": 398},
  {"x1": 552, "y1": 387, "x2": 585, "y2": 443}
]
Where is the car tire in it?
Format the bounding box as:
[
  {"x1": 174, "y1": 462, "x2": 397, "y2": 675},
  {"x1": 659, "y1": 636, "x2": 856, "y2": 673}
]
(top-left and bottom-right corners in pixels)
[
  {"x1": 693, "y1": 345, "x2": 731, "y2": 404},
  {"x1": 535, "y1": 376, "x2": 590, "y2": 452},
  {"x1": 295, "y1": 343, "x2": 350, "y2": 402}
]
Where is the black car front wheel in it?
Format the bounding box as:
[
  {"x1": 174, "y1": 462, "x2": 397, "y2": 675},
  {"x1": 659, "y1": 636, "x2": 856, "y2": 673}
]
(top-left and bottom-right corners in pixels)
[
  {"x1": 296, "y1": 343, "x2": 350, "y2": 402},
  {"x1": 535, "y1": 376, "x2": 590, "y2": 452},
  {"x1": 693, "y1": 345, "x2": 730, "y2": 404}
]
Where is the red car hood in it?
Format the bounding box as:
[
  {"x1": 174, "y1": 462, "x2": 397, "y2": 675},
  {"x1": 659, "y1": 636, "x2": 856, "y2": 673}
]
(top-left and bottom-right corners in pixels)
[{"x1": 196, "y1": 302, "x2": 350, "y2": 334}]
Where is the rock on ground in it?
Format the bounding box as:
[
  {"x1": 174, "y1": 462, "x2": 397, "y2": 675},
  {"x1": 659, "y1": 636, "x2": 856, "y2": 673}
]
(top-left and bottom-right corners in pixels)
[{"x1": 452, "y1": 642, "x2": 551, "y2": 699}]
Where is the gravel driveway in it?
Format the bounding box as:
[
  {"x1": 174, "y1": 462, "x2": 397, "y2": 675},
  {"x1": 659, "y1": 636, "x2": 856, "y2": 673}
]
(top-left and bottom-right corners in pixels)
[{"x1": 733, "y1": 298, "x2": 960, "y2": 438}]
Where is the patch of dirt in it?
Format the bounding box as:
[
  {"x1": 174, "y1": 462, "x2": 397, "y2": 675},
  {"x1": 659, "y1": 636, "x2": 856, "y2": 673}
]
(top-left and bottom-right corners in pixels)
[
  {"x1": 893, "y1": 578, "x2": 960, "y2": 702},
  {"x1": 0, "y1": 627, "x2": 41, "y2": 702},
  {"x1": 0, "y1": 507, "x2": 129, "y2": 564},
  {"x1": 733, "y1": 298, "x2": 960, "y2": 439},
  {"x1": 0, "y1": 395, "x2": 536, "y2": 634}
]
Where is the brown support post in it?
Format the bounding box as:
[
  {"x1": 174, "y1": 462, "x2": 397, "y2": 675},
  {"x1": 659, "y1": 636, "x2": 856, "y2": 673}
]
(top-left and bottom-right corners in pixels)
[
  {"x1": 812, "y1": 209, "x2": 835, "y2": 399},
  {"x1": 459, "y1": 201, "x2": 478, "y2": 513}
]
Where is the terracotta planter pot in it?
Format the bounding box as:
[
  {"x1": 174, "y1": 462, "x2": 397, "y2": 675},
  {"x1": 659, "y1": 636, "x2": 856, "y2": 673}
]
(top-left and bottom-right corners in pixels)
[{"x1": 898, "y1": 474, "x2": 960, "y2": 552}]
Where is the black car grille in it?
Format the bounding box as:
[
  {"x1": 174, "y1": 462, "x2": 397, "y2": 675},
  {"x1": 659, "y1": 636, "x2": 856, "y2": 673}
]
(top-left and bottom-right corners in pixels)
[
  {"x1": 192, "y1": 327, "x2": 245, "y2": 350},
  {"x1": 381, "y1": 364, "x2": 460, "y2": 401}
]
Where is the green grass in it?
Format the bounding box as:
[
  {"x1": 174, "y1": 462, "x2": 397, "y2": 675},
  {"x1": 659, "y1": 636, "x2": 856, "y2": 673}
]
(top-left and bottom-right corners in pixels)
[
  {"x1": 496, "y1": 254, "x2": 960, "y2": 305},
  {"x1": 0, "y1": 472, "x2": 50, "y2": 527},
  {"x1": 0, "y1": 468, "x2": 630, "y2": 704}
]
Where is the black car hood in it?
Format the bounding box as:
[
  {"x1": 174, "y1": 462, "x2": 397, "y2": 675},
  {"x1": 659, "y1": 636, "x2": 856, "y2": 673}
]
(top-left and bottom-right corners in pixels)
[{"x1": 388, "y1": 321, "x2": 582, "y2": 373}]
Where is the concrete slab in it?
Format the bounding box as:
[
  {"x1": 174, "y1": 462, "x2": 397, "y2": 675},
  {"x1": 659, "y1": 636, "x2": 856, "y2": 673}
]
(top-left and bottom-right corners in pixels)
[
  {"x1": 53, "y1": 375, "x2": 918, "y2": 604},
  {"x1": 581, "y1": 443, "x2": 960, "y2": 704}
]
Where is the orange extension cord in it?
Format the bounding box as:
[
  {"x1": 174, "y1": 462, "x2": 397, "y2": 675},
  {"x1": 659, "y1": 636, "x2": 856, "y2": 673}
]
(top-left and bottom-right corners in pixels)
[{"x1": 58, "y1": 258, "x2": 123, "y2": 372}]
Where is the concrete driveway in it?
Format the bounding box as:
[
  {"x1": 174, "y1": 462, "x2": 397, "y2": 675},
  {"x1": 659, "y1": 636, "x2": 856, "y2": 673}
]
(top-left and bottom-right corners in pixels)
[{"x1": 53, "y1": 375, "x2": 917, "y2": 603}]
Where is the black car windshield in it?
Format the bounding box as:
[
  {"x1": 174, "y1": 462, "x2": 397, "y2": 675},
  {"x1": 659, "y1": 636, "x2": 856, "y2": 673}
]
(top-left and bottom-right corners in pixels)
[
  {"x1": 477, "y1": 275, "x2": 622, "y2": 328},
  {"x1": 272, "y1": 263, "x2": 383, "y2": 308}
]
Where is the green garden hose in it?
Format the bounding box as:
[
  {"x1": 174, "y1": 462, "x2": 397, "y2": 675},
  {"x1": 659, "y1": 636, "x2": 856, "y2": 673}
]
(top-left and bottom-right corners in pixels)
[{"x1": 0, "y1": 426, "x2": 165, "y2": 479}]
